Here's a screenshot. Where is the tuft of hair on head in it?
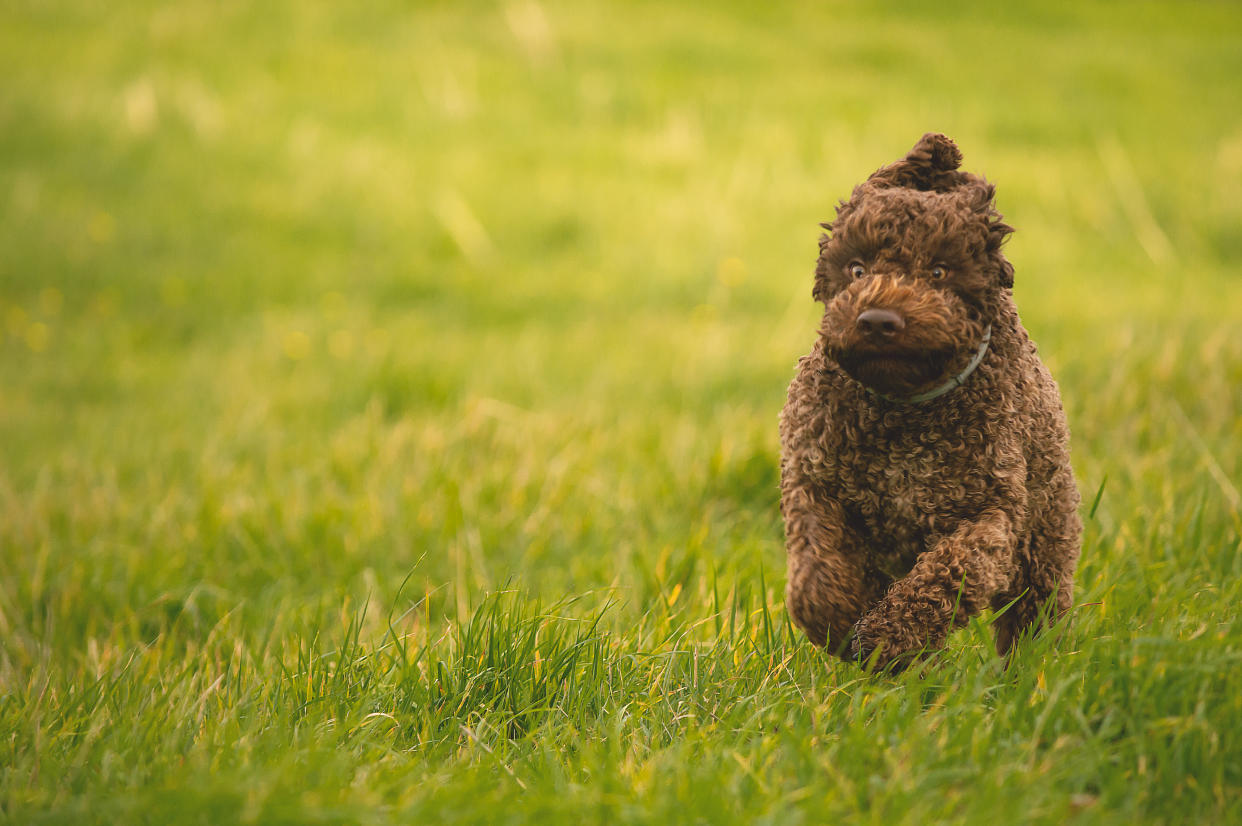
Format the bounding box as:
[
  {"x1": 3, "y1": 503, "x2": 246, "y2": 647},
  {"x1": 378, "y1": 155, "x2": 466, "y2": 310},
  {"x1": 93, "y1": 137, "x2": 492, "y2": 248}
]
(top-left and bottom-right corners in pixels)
[
  {"x1": 864, "y1": 132, "x2": 971, "y2": 193},
  {"x1": 908, "y1": 132, "x2": 963, "y2": 174}
]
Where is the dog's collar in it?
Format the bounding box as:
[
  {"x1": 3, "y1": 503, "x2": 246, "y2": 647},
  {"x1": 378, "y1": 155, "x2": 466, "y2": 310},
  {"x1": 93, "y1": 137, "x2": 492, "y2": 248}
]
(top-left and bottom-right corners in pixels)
[{"x1": 869, "y1": 325, "x2": 992, "y2": 404}]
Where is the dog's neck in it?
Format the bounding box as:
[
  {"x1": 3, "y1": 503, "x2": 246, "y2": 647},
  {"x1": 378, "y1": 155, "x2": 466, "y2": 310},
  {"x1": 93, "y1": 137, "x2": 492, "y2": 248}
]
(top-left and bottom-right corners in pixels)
[{"x1": 869, "y1": 326, "x2": 992, "y2": 404}]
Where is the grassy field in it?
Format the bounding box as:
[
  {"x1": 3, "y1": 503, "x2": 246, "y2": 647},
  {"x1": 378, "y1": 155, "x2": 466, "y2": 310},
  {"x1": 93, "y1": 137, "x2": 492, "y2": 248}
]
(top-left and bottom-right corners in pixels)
[{"x1": 2, "y1": 0, "x2": 1242, "y2": 822}]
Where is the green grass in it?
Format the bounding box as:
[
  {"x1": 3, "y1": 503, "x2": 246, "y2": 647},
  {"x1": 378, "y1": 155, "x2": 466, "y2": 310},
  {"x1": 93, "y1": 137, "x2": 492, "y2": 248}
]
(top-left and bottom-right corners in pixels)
[{"x1": 2, "y1": 0, "x2": 1242, "y2": 822}]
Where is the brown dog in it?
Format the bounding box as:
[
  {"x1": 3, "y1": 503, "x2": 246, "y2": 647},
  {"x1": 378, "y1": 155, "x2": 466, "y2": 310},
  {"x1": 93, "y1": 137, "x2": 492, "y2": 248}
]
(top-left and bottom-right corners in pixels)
[{"x1": 780, "y1": 133, "x2": 1081, "y2": 670}]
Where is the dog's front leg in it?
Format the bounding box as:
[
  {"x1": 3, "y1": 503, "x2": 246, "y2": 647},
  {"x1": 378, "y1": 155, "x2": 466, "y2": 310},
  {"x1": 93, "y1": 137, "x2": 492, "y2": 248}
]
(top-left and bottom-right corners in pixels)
[
  {"x1": 782, "y1": 472, "x2": 884, "y2": 657},
  {"x1": 852, "y1": 508, "x2": 1020, "y2": 670}
]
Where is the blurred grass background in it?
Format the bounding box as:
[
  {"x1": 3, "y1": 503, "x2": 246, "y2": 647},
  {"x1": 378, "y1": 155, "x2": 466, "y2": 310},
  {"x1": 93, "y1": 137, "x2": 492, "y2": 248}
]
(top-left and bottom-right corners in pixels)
[{"x1": 2, "y1": 0, "x2": 1241, "y2": 823}]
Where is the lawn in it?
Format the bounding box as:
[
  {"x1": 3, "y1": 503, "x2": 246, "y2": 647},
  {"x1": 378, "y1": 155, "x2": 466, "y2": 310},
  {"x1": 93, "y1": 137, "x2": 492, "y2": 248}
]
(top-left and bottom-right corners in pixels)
[{"x1": 2, "y1": 0, "x2": 1241, "y2": 823}]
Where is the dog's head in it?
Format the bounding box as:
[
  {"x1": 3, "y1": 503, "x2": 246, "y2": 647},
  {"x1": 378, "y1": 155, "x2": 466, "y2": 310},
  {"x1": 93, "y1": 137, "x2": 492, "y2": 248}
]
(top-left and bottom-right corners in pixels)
[{"x1": 813, "y1": 133, "x2": 1014, "y2": 398}]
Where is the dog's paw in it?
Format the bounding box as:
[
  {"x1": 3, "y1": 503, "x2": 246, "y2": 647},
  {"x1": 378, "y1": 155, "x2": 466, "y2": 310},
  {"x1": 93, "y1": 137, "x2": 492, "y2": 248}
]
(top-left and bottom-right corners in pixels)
[
  {"x1": 850, "y1": 617, "x2": 892, "y2": 672},
  {"x1": 850, "y1": 616, "x2": 918, "y2": 674}
]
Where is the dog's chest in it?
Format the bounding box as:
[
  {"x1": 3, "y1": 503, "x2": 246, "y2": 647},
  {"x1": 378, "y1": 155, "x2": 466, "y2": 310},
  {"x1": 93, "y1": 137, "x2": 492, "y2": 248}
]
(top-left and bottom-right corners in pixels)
[
  {"x1": 818, "y1": 417, "x2": 997, "y2": 550},
  {"x1": 850, "y1": 437, "x2": 962, "y2": 522}
]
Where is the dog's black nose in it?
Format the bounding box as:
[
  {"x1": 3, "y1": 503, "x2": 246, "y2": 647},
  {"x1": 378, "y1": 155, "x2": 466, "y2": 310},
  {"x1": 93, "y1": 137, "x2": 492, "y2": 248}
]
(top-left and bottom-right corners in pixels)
[{"x1": 856, "y1": 308, "x2": 906, "y2": 337}]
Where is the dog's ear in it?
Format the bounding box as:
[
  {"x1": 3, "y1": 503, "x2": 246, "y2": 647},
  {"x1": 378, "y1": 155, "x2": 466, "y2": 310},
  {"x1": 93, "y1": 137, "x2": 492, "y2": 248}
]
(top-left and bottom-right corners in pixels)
[
  {"x1": 812, "y1": 230, "x2": 833, "y2": 303},
  {"x1": 866, "y1": 133, "x2": 968, "y2": 193},
  {"x1": 962, "y1": 178, "x2": 1016, "y2": 289},
  {"x1": 997, "y1": 258, "x2": 1015, "y2": 289}
]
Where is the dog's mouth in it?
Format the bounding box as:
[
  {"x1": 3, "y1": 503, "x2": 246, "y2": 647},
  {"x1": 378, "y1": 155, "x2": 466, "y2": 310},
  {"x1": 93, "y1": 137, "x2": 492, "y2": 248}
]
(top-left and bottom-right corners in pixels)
[{"x1": 834, "y1": 347, "x2": 953, "y2": 395}]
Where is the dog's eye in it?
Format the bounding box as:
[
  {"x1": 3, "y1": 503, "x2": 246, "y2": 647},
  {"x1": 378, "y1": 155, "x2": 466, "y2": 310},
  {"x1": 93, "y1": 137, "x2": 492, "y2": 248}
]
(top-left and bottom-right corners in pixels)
[
  {"x1": 931, "y1": 265, "x2": 949, "y2": 279},
  {"x1": 848, "y1": 262, "x2": 865, "y2": 279}
]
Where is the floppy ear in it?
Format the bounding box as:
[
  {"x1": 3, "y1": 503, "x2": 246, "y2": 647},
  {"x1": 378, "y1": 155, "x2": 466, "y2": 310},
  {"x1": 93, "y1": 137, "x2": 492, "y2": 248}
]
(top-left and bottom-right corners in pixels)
[
  {"x1": 962, "y1": 178, "x2": 1016, "y2": 289},
  {"x1": 866, "y1": 133, "x2": 969, "y2": 192},
  {"x1": 811, "y1": 229, "x2": 834, "y2": 303},
  {"x1": 997, "y1": 257, "x2": 1015, "y2": 289}
]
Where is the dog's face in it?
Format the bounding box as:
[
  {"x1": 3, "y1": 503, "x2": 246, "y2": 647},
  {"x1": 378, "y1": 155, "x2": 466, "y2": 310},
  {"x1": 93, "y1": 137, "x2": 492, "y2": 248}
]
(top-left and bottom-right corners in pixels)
[{"x1": 813, "y1": 137, "x2": 1013, "y2": 398}]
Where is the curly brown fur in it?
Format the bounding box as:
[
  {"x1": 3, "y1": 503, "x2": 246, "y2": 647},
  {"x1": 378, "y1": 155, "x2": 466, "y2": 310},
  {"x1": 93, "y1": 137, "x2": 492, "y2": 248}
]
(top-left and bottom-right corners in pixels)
[{"x1": 781, "y1": 133, "x2": 1081, "y2": 671}]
